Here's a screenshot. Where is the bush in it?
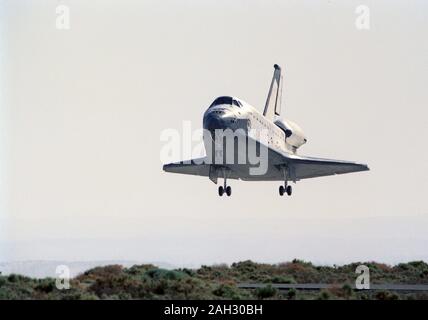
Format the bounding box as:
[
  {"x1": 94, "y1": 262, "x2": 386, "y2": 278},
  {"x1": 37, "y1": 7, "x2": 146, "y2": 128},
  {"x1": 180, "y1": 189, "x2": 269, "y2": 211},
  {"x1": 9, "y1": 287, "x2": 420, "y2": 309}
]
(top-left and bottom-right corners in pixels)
[
  {"x1": 7, "y1": 274, "x2": 18, "y2": 283},
  {"x1": 375, "y1": 291, "x2": 399, "y2": 300},
  {"x1": 179, "y1": 268, "x2": 196, "y2": 277},
  {"x1": 83, "y1": 265, "x2": 123, "y2": 279},
  {"x1": 231, "y1": 261, "x2": 259, "y2": 274},
  {"x1": 60, "y1": 291, "x2": 99, "y2": 300},
  {"x1": 35, "y1": 279, "x2": 56, "y2": 293},
  {"x1": 168, "y1": 277, "x2": 208, "y2": 299},
  {"x1": 270, "y1": 275, "x2": 296, "y2": 284},
  {"x1": 318, "y1": 290, "x2": 330, "y2": 300},
  {"x1": 256, "y1": 285, "x2": 277, "y2": 299},
  {"x1": 212, "y1": 283, "x2": 243, "y2": 299},
  {"x1": 145, "y1": 268, "x2": 187, "y2": 280},
  {"x1": 342, "y1": 284, "x2": 353, "y2": 299},
  {"x1": 152, "y1": 279, "x2": 168, "y2": 295},
  {"x1": 287, "y1": 288, "x2": 297, "y2": 300},
  {"x1": 126, "y1": 264, "x2": 156, "y2": 276},
  {"x1": 88, "y1": 274, "x2": 133, "y2": 297},
  {"x1": 408, "y1": 261, "x2": 428, "y2": 269}
]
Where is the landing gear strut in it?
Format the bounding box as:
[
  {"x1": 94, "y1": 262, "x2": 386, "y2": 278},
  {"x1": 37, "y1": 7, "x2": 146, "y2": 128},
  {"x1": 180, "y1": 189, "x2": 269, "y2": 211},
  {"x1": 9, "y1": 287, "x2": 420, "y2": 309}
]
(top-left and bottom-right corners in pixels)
[
  {"x1": 279, "y1": 167, "x2": 292, "y2": 197},
  {"x1": 218, "y1": 168, "x2": 231, "y2": 197}
]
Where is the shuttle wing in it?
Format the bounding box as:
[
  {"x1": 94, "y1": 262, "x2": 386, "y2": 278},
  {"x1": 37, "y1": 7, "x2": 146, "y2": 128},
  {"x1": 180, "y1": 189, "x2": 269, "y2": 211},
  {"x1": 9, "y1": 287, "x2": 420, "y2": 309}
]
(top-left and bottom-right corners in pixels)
[
  {"x1": 163, "y1": 159, "x2": 240, "y2": 183},
  {"x1": 286, "y1": 154, "x2": 369, "y2": 180},
  {"x1": 163, "y1": 158, "x2": 211, "y2": 177}
]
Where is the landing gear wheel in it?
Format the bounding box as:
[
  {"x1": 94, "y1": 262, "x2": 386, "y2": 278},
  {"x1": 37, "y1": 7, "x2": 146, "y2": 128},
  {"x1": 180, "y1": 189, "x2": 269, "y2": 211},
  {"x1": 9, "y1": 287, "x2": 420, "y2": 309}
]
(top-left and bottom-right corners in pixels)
[
  {"x1": 218, "y1": 186, "x2": 224, "y2": 196},
  {"x1": 279, "y1": 185, "x2": 285, "y2": 196},
  {"x1": 226, "y1": 186, "x2": 232, "y2": 197},
  {"x1": 286, "y1": 185, "x2": 292, "y2": 196}
]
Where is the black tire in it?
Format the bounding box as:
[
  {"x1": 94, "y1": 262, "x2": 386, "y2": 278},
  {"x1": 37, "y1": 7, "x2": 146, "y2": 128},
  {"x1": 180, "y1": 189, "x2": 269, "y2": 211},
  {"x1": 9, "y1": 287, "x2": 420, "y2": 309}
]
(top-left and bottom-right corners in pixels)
[
  {"x1": 279, "y1": 185, "x2": 285, "y2": 196},
  {"x1": 286, "y1": 185, "x2": 292, "y2": 196},
  {"x1": 226, "y1": 186, "x2": 232, "y2": 196},
  {"x1": 218, "y1": 186, "x2": 224, "y2": 196}
]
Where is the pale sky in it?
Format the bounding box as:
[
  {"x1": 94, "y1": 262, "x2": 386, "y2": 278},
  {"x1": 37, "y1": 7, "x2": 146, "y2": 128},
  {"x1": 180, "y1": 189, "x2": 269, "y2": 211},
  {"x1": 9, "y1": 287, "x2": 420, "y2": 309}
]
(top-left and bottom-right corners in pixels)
[{"x1": 0, "y1": 0, "x2": 427, "y2": 266}]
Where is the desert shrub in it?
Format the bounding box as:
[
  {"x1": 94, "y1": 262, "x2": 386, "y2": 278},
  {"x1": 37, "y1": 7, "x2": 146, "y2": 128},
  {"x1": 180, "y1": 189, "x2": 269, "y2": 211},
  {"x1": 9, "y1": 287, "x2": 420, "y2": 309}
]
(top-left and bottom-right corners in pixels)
[
  {"x1": 152, "y1": 279, "x2": 168, "y2": 295},
  {"x1": 0, "y1": 280, "x2": 34, "y2": 299},
  {"x1": 375, "y1": 291, "x2": 399, "y2": 300},
  {"x1": 7, "y1": 274, "x2": 19, "y2": 283},
  {"x1": 126, "y1": 264, "x2": 156, "y2": 276},
  {"x1": 368, "y1": 262, "x2": 392, "y2": 272},
  {"x1": 199, "y1": 265, "x2": 212, "y2": 273},
  {"x1": 0, "y1": 287, "x2": 19, "y2": 299},
  {"x1": 88, "y1": 273, "x2": 140, "y2": 298},
  {"x1": 179, "y1": 268, "x2": 196, "y2": 277},
  {"x1": 291, "y1": 259, "x2": 313, "y2": 267},
  {"x1": 287, "y1": 288, "x2": 297, "y2": 300},
  {"x1": 395, "y1": 263, "x2": 410, "y2": 271},
  {"x1": 82, "y1": 265, "x2": 123, "y2": 279},
  {"x1": 59, "y1": 290, "x2": 99, "y2": 300},
  {"x1": 277, "y1": 260, "x2": 318, "y2": 283},
  {"x1": 256, "y1": 285, "x2": 277, "y2": 299},
  {"x1": 359, "y1": 293, "x2": 369, "y2": 300},
  {"x1": 35, "y1": 279, "x2": 56, "y2": 293},
  {"x1": 408, "y1": 261, "x2": 428, "y2": 269},
  {"x1": 342, "y1": 284, "x2": 353, "y2": 299},
  {"x1": 318, "y1": 290, "x2": 330, "y2": 300},
  {"x1": 212, "y1": 283, "x2": 244, "y2": 299},
  {"x1": 117, "y1": 292, "x2": 132, "y2": 299},
  {"x1": 231, "y1": 261, "x2": 259, "y2": 274},
  {"x1": 166, "y1": 277, "x2": 217, "y2": 299},
  {"x1": 269, "y1": 275, "x2": 296, "y2": 284},
  {"x1": 145, "y1": 268, "x2": 187, "y2": 281},
  {"x1": 412, "y1": 293, "x2": 428, "y2": 300},
  {"x1": 212, "y1": 283, "x2": 231, "y2": 297}
]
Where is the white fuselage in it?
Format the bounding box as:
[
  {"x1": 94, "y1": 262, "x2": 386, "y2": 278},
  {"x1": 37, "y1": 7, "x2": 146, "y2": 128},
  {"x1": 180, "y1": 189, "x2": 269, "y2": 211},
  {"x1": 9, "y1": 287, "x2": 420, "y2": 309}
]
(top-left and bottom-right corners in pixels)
[{"x1": 203, "y1": 96, "x2": 307, "y2": 157}]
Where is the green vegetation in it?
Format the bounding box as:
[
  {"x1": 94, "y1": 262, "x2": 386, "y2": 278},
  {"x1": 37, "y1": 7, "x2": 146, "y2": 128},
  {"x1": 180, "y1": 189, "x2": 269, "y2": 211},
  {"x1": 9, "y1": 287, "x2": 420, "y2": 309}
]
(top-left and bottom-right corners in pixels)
[
  {"x1": 255, "y1": 284, "x2": 278, "y2": 299},
  {"x1": 1, "y1": 260, "x2": 428, "y2": 300}
]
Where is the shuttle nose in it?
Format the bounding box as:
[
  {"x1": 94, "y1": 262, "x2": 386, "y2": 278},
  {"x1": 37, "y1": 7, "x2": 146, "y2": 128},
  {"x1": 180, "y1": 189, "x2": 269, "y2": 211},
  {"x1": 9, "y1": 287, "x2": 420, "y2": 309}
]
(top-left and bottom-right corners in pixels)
[{"x1": 203, "y1": 112, "x2": 225, "y2": 134}]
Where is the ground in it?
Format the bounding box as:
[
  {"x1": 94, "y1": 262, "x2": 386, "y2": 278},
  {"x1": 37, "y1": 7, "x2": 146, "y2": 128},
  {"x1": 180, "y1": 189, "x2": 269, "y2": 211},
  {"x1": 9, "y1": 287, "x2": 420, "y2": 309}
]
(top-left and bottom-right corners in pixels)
[{"x1": 1, "y1": 260, "x2": 428, "y2": 300}]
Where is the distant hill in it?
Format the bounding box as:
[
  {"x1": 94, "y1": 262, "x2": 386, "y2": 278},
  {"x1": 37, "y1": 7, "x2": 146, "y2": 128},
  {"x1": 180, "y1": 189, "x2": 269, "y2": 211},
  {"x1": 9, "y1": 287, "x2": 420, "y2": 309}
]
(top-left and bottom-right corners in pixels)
[
  {"x1": 0, "y1": 260, "x2": 176, "y2": 278},
  {"x1": 1, "y1": 260, "x2": 428, "y2": 300}
]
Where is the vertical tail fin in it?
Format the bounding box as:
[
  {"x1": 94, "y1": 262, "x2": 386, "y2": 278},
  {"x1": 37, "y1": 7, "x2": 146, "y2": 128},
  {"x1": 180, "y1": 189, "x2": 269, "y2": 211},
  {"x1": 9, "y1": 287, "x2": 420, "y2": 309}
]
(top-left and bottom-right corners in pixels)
[{"x1": 263, "y1": 64, "x2": 283, "y2": 120}]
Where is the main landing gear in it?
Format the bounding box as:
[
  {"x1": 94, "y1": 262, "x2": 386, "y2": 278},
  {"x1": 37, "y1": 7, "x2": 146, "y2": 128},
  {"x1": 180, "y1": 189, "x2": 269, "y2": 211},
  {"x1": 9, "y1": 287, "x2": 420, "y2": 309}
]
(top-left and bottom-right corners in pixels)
[
  {"x1": 218, "y1": 185, "x2": 231, "y2": 197},
  {"x1": 279, "y1": 166, "x2": 292, "y2": 197},
  {"x1": 279, "y1": 184, "x2": 292, "y2": 196},
  {"x1": 218, "y1": 168, "x2": 231, "y2": 197}
]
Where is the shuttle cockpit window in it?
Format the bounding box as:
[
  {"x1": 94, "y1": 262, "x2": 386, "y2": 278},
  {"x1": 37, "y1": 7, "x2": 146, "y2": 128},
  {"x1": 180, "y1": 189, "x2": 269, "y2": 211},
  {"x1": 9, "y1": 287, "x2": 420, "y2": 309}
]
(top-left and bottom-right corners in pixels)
[
  {"x1": 209, "y1": 96, "x2": 232, "y2": 108},
  {"x1": 209, "y1": 96, "x2": 242, "y2": 108},
  {"x1": 232, "y1": 99, "x2": 242, "y2": 107}
]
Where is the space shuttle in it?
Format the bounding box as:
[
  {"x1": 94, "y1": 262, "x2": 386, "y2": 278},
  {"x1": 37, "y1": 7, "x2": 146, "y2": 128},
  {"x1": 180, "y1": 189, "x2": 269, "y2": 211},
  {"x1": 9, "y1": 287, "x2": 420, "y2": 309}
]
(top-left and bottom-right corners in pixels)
[{"x1": 163, "y1": 65, "x2": 369, "y2": 197}]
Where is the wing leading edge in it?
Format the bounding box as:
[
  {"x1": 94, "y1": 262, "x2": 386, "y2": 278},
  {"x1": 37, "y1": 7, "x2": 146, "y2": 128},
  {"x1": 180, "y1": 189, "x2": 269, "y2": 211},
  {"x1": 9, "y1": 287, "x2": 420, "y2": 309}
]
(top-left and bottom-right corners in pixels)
[
  {"x1": 163, "y1": 158, "x2": 210, "y2": 177},
  {"x1": 162, "y1": 154, "x2": 369, "y2": 182},
  {"x1": 285, "y1": 154, "x2": 369, "y2": 180}
]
